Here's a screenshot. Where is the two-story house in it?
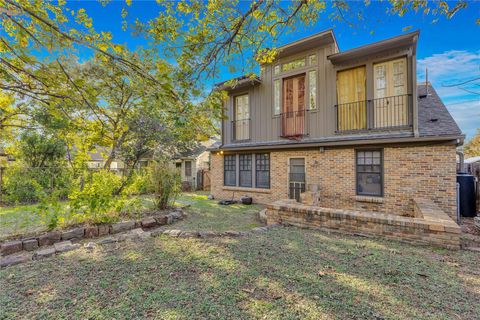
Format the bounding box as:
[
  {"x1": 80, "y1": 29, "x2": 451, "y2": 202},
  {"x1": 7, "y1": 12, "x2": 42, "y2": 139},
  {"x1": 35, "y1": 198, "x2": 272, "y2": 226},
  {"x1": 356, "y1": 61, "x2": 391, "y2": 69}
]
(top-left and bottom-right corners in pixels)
[{"x1": 210, "y1": 30, "x2": 463, "y2": 219}]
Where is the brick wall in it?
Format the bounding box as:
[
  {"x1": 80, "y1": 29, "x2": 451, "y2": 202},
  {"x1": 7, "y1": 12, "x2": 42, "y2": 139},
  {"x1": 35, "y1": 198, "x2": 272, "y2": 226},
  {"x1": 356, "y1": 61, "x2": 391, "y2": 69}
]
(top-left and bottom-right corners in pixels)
[
  {"x1": 266, "y1": 198, "x2": 461, "y2": 249},
  {"x1": 211, "y1": 143, "x2": 457, "y2": 218}
]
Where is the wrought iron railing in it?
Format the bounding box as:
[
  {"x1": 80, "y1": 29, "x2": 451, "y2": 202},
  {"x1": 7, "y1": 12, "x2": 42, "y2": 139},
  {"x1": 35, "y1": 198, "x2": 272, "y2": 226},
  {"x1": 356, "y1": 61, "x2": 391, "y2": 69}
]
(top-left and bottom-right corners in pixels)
[
  {"x1": 280, "y1": 110, "x2": 308, "y2": 138},
  {"x1": 334, "y1": 94, "x2": 413, "y2": 132},
  {"x1": 232, "y1": 119, "x2": 250, "y2": 141}
]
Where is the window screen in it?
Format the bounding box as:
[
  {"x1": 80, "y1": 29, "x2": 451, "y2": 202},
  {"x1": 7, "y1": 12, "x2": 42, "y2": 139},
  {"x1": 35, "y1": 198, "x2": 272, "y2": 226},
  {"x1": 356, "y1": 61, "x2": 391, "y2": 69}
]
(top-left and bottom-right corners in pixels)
[
  {"x1": 224, "y1": 155, "x2": 236, "y2": 186},
  {"x1": 255, "y1": 153, "x2": 270, "y2": 189},
  {"x1": 356, "y1": 150, "x2": 383, "y2": 196},
  {"x1": 239, "y1": 154, "x2": 252, "y2": 187}
]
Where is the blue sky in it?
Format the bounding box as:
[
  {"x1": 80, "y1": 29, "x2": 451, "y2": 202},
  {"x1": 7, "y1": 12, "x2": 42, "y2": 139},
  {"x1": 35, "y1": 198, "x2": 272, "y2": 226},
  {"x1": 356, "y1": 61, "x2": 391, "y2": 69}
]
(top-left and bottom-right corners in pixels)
[{"x1": 70, "y1": 0, "x2": 480, "y2": 140}]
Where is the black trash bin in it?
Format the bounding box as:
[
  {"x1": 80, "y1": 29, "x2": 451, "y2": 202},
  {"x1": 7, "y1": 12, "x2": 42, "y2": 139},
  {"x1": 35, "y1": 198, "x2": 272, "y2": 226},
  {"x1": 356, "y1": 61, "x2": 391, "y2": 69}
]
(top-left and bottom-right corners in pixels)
[{"x1": 457, "y1": 172, "x2": 477, "y2": 217}]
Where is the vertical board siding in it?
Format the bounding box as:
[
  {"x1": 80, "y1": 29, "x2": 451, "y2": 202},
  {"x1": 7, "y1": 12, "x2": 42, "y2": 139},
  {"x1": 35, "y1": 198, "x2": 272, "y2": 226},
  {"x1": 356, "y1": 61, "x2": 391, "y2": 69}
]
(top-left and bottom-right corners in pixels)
[{"x1": 221, "y1": 43, "x2": 415, "y2": 145}]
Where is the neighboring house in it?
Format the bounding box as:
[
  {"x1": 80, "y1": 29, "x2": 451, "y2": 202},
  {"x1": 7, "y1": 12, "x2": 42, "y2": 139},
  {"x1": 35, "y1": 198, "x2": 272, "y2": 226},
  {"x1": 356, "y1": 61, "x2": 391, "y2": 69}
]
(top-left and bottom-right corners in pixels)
[
  {"x1": 174, "y1": 139, "x2": 219, "y2": 190},
  {"x1": 86, "y1": 148, "x2": 125, "y2": 171},
  {"x1": 210, "y1": 30, "x2": 463, "y2": 219},
  {"x1": 85, "y1": 147, "x2": 154, "y2": 171},
  {"x1": 464, "y1": 156, "x2": 480, "y2": 178}
]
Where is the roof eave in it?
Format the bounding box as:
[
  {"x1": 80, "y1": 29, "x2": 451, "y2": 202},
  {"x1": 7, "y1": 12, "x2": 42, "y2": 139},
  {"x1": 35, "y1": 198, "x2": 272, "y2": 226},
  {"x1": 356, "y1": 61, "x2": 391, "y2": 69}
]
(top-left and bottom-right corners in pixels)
[
  {"x1": 328, "y1": 30, "x2": 420, "y2": 64},
  {"x1": 275, "y1": 29, "x2": 337, "y2": 58},
  {"x1": 215, "y1": 77, "x2": 262, "y2": 92}
]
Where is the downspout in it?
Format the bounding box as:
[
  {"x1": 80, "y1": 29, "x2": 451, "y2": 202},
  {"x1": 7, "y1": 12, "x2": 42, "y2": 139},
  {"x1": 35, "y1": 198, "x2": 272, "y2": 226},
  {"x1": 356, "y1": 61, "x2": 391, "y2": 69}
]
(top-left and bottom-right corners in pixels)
[
  {"x1": 412, "y1": 34, "x2": 420, "y2": 137},
  {"x1": 457, "y1": 151, "x2": 464, "y2": 173}
]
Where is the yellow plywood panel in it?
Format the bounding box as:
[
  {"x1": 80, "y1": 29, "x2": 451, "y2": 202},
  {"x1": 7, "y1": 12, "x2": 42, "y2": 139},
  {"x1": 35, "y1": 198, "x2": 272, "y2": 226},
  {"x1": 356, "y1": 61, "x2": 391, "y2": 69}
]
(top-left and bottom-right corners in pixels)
[{"x1": 336, "y1": 66, "x2": 366, "y2": 131}]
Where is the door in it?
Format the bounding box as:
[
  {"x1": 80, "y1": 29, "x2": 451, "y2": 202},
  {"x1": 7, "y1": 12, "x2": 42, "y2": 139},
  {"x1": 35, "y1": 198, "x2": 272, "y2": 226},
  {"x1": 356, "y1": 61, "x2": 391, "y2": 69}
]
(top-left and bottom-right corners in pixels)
[
  {"x1": 373, "y1": 58, "x2": 408, "y2": 128},
  {"x1": 336, "y1": 66, "x2": 366, "y2": 131},
  {"x1": 289, "y1": 158, "x2": 306, "y2": 201},
  {"x1": 234, "y1": 94, "x2": 249, "y2": 140},
  {"x1": 282, "y1": 74, "x2": 305, "y2": 136}
]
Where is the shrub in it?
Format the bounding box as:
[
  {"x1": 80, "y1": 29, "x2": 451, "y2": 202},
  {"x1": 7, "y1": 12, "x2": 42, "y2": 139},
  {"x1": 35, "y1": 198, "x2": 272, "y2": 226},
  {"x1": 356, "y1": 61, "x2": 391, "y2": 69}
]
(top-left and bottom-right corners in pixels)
[
  {"x1": 3, "y1": 167, "x2": 72, "y2": 204},
  {"x1": 69, "y1": 170, "x2": 123, "y2": 224},
  {"x1": 149, "y1": 161, "x2": 181, "y2": 210},
  {"x1": 121, "y1": 169, "x2": 152, "y2": 196},
  {"x1": 36, "y1": 192, "x2": 63, "y2": 230}
]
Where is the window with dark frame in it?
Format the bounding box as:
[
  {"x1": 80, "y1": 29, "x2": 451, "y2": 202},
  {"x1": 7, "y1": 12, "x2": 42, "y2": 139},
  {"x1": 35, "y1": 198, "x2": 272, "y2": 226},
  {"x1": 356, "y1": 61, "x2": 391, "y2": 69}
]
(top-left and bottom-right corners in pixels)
[
  {"x1": 239, "y1": 154, "x2": 252, "y2": 187},
  {"x1": 184, "y1": 161, "x2": 192, "y2": 177},
  {"x1": 255, "y1": 153, "x2": 270, "y2": 189},
  {"x1": 356, "y1": 150, "x2": 383, "y2": 197},
  {"x1": 224, "y1": 155, "x2": 236, "y2": 186}
]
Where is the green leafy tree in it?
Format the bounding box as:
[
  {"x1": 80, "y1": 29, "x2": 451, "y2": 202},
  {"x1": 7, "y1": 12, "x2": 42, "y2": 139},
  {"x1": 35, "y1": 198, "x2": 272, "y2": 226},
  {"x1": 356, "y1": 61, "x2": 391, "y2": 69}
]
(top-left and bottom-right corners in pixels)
[
  {"x1": 464, "y1": 129, "x2": 480, "y2": 158},
  {"x1": 136, "y1": 0, "x2": 477, "y2": 80},
  {"x1": 17, "y1": 131, "x2": 66, "y2": 168}
]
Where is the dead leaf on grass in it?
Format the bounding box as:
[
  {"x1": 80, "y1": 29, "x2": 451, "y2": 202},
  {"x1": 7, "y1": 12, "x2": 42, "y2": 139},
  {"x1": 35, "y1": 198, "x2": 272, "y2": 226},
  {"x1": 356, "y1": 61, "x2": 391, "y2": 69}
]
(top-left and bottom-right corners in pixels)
[{"x1": 242, "y1": 288, "x2": 255, "y2": 294}]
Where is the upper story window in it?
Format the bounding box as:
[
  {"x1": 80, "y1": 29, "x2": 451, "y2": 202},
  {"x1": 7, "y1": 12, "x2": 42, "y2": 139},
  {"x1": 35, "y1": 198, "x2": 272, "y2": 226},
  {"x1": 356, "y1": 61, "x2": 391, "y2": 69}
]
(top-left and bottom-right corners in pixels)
[
  {"x1": 373, "y1": 57, "x2": 409, "y2": 128},
  {"x1": 274, "y1": 79, "x2": 281, "y2": 115},
  {"x1": 308, "y1": 70, "x2": 317, "y2": 110},
  {"x1": 274, "y1": 65, "x2": 280, "y2": 75},
  {"x1": 282, "y1": 58, "x2": 306, "y2": 72},
  {"x1": 233, "y1": 94, "x2": 250, "y2": 141},
  {"x1": 374, "y1": 57, "x2": 407, "y2": 98},
  {"x1": 308, "y1": 54, "x2": 316, "y2": 65}
]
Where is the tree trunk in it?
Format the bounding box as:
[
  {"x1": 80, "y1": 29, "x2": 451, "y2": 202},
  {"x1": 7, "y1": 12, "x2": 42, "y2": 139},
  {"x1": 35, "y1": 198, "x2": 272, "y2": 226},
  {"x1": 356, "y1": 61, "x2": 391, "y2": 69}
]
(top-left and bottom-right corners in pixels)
[{"x1": 103, "y1": 131, "x2": 128, "y2": 170}]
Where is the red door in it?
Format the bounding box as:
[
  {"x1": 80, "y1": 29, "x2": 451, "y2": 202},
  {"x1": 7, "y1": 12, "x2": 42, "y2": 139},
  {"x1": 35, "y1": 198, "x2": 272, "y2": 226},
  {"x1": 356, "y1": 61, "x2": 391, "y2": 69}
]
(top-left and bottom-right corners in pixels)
[{"x1": 282, "y1": 74, "x2": 305, "y2": 137}]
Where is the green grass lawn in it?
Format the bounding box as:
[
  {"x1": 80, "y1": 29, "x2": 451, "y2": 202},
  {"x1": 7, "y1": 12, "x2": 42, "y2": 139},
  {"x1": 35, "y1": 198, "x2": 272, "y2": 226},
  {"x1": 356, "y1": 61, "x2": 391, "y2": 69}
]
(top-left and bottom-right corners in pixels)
[
  {"x1": 174, "y1": 192, "x2": 263, "y2": 231},
  {"x1": 1, "y1": 228, "x2": 479, "y2": 319},
  {"x1": 0, "y1": 204, "x2": 46, "y2": 240},
  {"x1": 0, "y1": 193, "x2": 261, "y2": 240},
  {"x1": 1, "y1": 193, "x2": 479, "y2": 319}
]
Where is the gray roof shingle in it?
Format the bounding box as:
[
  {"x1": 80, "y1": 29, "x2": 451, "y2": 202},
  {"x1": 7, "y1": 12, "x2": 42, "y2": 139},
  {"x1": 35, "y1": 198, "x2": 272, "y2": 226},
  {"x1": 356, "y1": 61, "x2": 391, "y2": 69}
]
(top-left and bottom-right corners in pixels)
[{"x1": 417, "y1": 83, "x2": 463, "y2": 137}]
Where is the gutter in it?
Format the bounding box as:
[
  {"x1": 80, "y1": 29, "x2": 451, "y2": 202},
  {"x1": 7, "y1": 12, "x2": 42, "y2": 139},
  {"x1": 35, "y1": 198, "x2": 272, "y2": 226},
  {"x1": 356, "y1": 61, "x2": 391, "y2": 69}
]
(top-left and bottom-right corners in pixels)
[{"x1": 210, "y1": 134, "x2": 464, "y2": 152}]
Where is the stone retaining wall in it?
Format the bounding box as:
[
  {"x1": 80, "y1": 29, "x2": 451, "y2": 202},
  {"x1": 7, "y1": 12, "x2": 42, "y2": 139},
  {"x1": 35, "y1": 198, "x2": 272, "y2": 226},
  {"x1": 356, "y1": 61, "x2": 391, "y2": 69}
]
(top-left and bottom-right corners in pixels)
[
  {"x1": 266, "y1": 198, "x2": 461, "y2": 249},
  {"x1": 0, "y1": 209, "x2": 184, "y2": 257}
]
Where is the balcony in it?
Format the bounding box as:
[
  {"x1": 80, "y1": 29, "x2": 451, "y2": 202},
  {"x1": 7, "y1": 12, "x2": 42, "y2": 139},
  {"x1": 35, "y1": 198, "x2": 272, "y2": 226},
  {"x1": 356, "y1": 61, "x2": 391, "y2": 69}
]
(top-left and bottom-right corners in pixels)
[
  {"x1": 232, "y1": 119, "x2": 250, "y2": 141},
  {"x1": 280, "y1": 110, "x2": 308, "y2": 138},
  {"x1": 334, "y1": 94, "x2": 413, "y2": 133}
]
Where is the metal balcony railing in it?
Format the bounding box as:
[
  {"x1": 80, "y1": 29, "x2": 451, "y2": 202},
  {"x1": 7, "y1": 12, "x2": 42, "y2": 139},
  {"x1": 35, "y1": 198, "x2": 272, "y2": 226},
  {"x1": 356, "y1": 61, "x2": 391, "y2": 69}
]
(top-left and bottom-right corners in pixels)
[
  {"x1": 232, "y1": 119, "x2": 250, "y2": 141},
  {"x1": 280, "y1": 110, "x2": 308, "y2": 138},
  {"x1": 334, "y1": 94, "x2": 413, "y2": 133}
]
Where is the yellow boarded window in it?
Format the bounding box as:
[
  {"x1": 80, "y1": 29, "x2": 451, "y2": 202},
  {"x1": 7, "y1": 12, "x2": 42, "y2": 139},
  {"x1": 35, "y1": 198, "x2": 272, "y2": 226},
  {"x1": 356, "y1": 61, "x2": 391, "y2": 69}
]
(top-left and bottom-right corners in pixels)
[{"x1": 336, "y1": 66, "x2": 366, "y2": 131}]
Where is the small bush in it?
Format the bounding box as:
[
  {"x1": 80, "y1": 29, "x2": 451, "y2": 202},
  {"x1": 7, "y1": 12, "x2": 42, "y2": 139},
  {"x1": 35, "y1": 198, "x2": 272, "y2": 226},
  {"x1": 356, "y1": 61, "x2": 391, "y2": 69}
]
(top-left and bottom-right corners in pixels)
[
  {"x1": 121, "y1": 169, "x2": 152, "y2": 196},
  {"x1": 69, "y1": 170, "x2": 123, "y2": 224},
  {"x1": 149, "y1": 161, "x2": 181, "y2": 210},
  {"x1": 3, "y1": 167, "x2": 72, "y2": 204},
  {"x1": 36, "y1": 193, "x2": 63, "y2": 230}
]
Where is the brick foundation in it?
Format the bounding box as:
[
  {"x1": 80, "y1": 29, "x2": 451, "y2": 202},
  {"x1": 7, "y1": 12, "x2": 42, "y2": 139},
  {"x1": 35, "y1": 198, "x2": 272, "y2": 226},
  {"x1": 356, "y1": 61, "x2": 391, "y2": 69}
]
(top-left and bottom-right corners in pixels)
[{"x1": 211, "y1": 143, "x2": 457, "y2": 218}]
